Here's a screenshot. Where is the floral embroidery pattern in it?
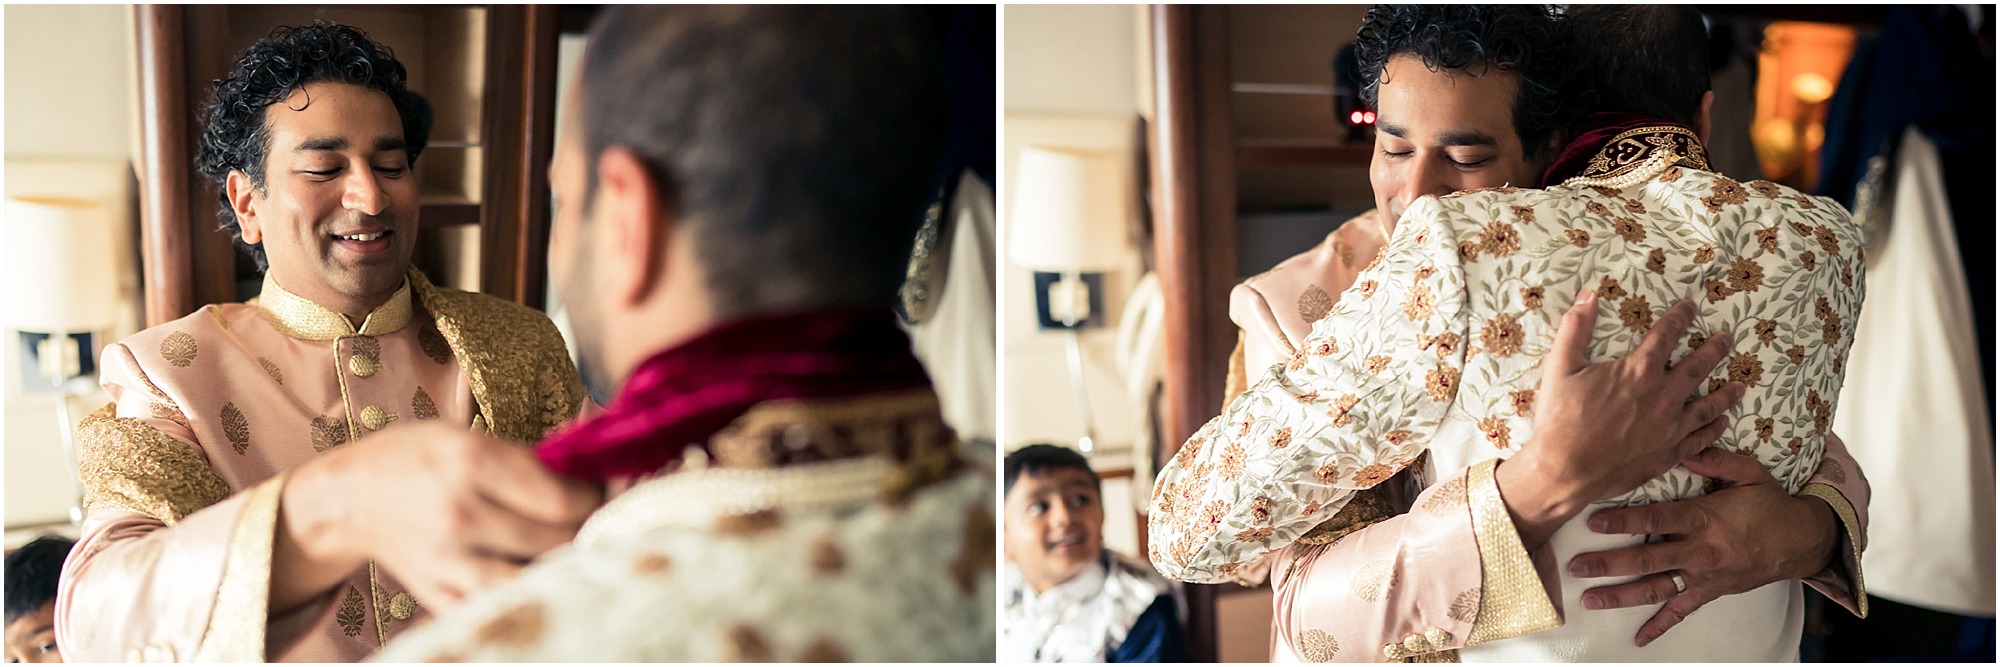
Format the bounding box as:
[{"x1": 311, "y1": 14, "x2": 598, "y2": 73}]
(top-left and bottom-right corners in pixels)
[
  {"x1": 1448, "y1": 589, "x2": 1481, "y2": 624},
  {"x1": 1619, "y1": 295, "x2": 1655, "y2": 333},
  {"x1": 1508, "y1": 390, "x2": 1535, "y2": 416},
  {"x1": 160, "y1": 332, "x2": 197, "y2": 368},
  {"x1": 311, "y1": 415, "x2": 348, "y2": 453},
  {"x1": 1149, "y1": 157, "x2": 1863, "y2": 588},
  {"x1": 337, "y1": 585, "x2": 366, "y2": 637},
  {"x1": 1299, "y1": 285, "x2": 1334, "y2": 323},
  {"x1": 221, "y1": 403, "x2": 250, "y2": 454},
  {"x1": 413, "y1": 387, "x2": 440, "y2": 420},
  {"x1": 1477, "y1": 416, "x2": 1513, "y2": 449},
  {"x1": 1350, "y1": 559, "x2": 1399, "y2": 602},
  {"x1": 1480, "y1": 314, "x2": 1524, "y2": 357},
  {"x1": 1298, "y1": 629, "x2": 1341, "y2": 662}
]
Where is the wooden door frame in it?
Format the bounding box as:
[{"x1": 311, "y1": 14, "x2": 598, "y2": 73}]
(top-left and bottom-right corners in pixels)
[{"x1": 1148, "y1": 4, "x2": 1241, "y2": 662}]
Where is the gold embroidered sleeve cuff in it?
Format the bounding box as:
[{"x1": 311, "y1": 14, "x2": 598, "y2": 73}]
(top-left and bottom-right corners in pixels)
[
  {"x1": 194, "y1": 473, "x2": 286, "y2": 662},
  {"x1": 76, "y1": 402, "x2": 233, "y2": 525},
  {"x1": 1465, "y1": 458, "x2": 1562, "y2": 644},
  {"x1": 1798, "y1": 482, "x2": 1868, "y2": 618}
]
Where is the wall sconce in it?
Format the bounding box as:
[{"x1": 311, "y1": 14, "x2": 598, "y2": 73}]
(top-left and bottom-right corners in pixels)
[
  {"x1": 4, "y1": 196, "x2": 122, "y2": 524},
  {"x1": 1007, "y1": 145, "x2": 1131, "y2": 453}
]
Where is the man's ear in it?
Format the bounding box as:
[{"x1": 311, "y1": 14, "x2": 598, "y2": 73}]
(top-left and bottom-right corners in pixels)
[
  {"x1": 1695, "y1": 90, "x2": 1715, "y2": 145},
  {"x1": 593, "y1": 147, "x2": 670, "y2": 308},
  {"x1": 225, "y1": 170, "x2": 262, "y2": 243}
]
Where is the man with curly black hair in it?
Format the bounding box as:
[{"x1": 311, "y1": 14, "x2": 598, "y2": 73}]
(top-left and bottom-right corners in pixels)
[
  {"x1": 1167, "y1": 4, "x2": 1869, "y2": 661},
  {"x1": 57, "y1": 20, "x2": 593, "y2": 662}
]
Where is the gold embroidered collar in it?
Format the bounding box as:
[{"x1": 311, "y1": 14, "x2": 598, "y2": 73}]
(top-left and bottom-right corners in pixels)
[
  {"x1": 254, "y1": 273, "x2": 413, "y2": 340},
  {"x1": 1562, "y1": 124, "x2": 1712, "y2": 189}
]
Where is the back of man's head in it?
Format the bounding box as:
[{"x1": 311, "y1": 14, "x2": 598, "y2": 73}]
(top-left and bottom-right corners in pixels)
[
  {"x1": 1004, "y1": 444, "x2": 1099, "y2": 497},
  {"x1": 1563, "y1": 5, "x2": 1711, "y2": 127},
  {"x1": 579, "y1": 6, "x2": 947, "y2": 317},
  {"x1": 4, "y1": 535, "x2": 74, "y2": 624},
  {"x1": 1355, "y1": 4, "x2": 1579, "y2": 159}
]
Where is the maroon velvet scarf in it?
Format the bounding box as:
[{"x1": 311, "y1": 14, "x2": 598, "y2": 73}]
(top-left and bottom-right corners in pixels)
[
  {"x1": 1540, "y1": 112, "x2": 1706, "y2": 186},
  {"x1": 536, "y1": 308, "x2": 933, "y2": 481}
]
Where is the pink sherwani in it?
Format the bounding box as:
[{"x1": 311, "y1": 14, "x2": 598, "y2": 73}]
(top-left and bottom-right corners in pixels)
[
  {"x1": 56, "y1": 271, "x2": 583, "y2": 661},
  {"x1": 1164, "y1": 128, "x2": 1871, "y2": 661}
]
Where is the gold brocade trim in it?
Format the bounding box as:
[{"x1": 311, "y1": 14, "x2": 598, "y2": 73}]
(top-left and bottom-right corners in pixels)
[
  {"x1": 1560, "y1": 125, "x2": 1712, "y2": 191},
  {"x1": 193, "y1": 473, "x2": 285, "y2": 662},
  {"x1": 575, "y1": 456, "x2": 897, "y2": 547},
  {"x1": 255, "y1": 273, "x2": 413, "y2": 340},
  {"x1": 411, "y1": 269, "x2": 584, "y2": 443},
  {"x1": 706, "y1": 390, "x2": 966, "y2": 502},
  {"x1": 1465, "y1": 459, "x2": 1562, "y2": 644},
  {"x1": 1799, "y1": 482, "x2": 1868, "y2": 617},
  {"x1": 1404, "y1": 648, "x2": 1460, "y2": 662},
  {"x1": 75, "y1": 403, "x2": 232, "y2": 525},
  {"x1": 1223, "y1": 334, "x2": 1248, "y2": 410},
  {"x1": 369, "y1": 561, "x2": 388, "y2": 647},
  {"x1": 1295, "y1": 483, "x2": 1398, "y2": 546}
]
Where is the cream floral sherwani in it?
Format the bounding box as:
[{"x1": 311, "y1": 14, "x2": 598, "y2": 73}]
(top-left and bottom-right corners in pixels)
[
  {"x1": 56, "y1": 270, "x2": 583, "y2": 662},
  {"x1": 1151, "y1": 127, "x2": 1867, "y2": 661},
  {"x1": 375, "y1": 392, "x2": 996, "y2": 662}
]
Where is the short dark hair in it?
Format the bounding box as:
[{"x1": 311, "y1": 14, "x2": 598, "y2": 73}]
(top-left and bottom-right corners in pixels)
[
  {"x1": 1355, "y1": 4, "x2": 1580, "y2": 159},
  {"x1": 1563, "y1": 5, "x2": 1712, "y2": 127},
  {"x1": 194, "y1": 20, "x2": 433, "y2": 271},
  {"x1": 5, "y1": 535, "x2": 75, "y2": 624},
  {"x1": 1004, "y1": 444, "x2": 1099, "y2": 497},
  {"x1": 578, "y1": 6, "x2": 947, "y2": 316}
]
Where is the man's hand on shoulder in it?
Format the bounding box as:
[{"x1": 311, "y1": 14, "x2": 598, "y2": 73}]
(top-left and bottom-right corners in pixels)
[
  {"x1": 1495, "y1": 290, "x2": 1746, "y2": 549},
  {"x1": 272, "y1": 423, "x2": 603, "y2": 616},
  {"x1": 1567, "y1": 447, "x2": 1839, "y2": 646}
]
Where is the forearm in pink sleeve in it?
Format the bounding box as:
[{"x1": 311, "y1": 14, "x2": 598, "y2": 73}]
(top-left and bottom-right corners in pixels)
[
  {"x1": 1799, "y1": 431, "x2": 1869, "y2": 617},
  {"x1": 55, "y1": 495, "x2": 249, "y2": 661},
  {"x1": 1271, "y1": 460, "x2": 1563, "y2": 662}
]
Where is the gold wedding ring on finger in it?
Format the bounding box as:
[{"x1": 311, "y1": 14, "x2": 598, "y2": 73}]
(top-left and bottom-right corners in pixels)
[{"x1": 1670, "y1": 572, "x2": 1688, "y2": 595}]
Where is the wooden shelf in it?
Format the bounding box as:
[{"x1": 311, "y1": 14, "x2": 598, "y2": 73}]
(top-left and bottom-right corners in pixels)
[
  {"x1": 420, "y1": 201, "x2": 481, "y2": 227},
  {"x1": 1234, "y1": 137, "x2": 1372, "y2": 167}
]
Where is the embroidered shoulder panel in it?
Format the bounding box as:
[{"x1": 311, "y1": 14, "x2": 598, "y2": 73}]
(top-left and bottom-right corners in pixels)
[
  {"x1": 411, "y1": 271, "x2": 585, "y2": 443},
  {"x1": 1563, "y1": 125, "x2": 1711, "y2": 190},
  {"x1": 708, "y1": 390, "x2": 967, "y2": 502},
  {"x1": 1294, "y1": 481, "x2": 1399, "y2": 547},
  {"x1": 75, "y1": 402, "x2": 232, "y2": 525}
]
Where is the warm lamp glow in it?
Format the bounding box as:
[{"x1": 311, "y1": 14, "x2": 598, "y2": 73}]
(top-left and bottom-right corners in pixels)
[{"x1": 1792, "y1": 72, "x2": 1835, "y2": 104}]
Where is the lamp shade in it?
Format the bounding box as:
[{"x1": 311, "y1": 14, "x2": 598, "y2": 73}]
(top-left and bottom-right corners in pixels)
[
  {"x1": 3, "y1": 196, "x2": 122, "y2": 332},
  {"x1": 1007, "y1": 145, "x2": 1130, "y2": 271}
]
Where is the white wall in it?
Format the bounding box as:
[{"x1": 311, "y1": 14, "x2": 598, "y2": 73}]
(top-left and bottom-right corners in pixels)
[
  {"x1": 3, "y1": 4, "x2": 138, "y2": 531},
  {"x1": 4, "y1": 5, "x2": 133, "y2": 160},
  {"x1": 1000, "y1": 5, "x2": 1152, "y2": 557}
]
